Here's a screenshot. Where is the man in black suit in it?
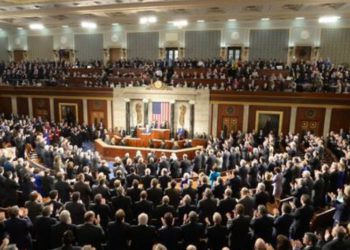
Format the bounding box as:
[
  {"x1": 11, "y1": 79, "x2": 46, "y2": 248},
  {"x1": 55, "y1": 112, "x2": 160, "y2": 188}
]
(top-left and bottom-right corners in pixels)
[
  {"x1": 226, "y1": 170, "x2": 242, "y2": 199},
  {"x1": 180, "y1": 154, "x2": 192, "y2": 175},
  {"x1": 73, "y1": 173, "x2": 92, "y2": 207},
  {"x1": 111, "y1": 187, "x2": 133, "y2": 222},
  {"x1": 254, "y1": 183, "x2": 270, "y2": 208},
  {"x1": 34, "y1": 206, "x2": 57, "y2": 250},
  {"x1": 4, "y1": 206, "x2": 33, "y2": 250},
  {"x1": 197, "y1": 189, "x2": 218, "y2": 223},
  {"x1": 45, "y1": 190, "x2": 63, "y2": 217},
  {"x1": 25, "y1": 191, "x2": 44, "y2": 224},
  {"x1": 181, "y1": 180, "x2": 197, "y2": 204},
  {"x1": 250, "y1": 205, "x2": 274, "y2": 244},
  {"x1": 192, "y1": 150, "x2": 202, "y2": 173},
  {"x1": 158, "y1": 168, "x2": 172, "y2": 191},
  {"x1": 274, "y1": 202, "x2": 293, "y2": 238},
  {"x1": 238, "y1": 187, "x2": 255, "y2": 218},
  {"x1": 127, "y1": 179, "x2": 143, "y2": 204},
  {"x1": 177, "y1": 195, "x2": 196, "y2": 225},
  {"x1": 50, "y1": 210, "x2": 76, "y2": 249},
  {"x1": 158, "y1": 212, "x2": 182, "y2": 250},
  {"x1": 164, "y1": 180, "x2": 181, "y2": 208},
  {"x1": 92, "y1": 178, "x2": 111, "y2": 200},
  {"x1": 207, "y1": 212, "x2": 229, "y2": 250},
  {"x1": 54, "y1": 173, "x2": 73, "y2": 204},
  {"x1": 64, "y1": 192, "x2": 86, "y2": 225},
  {"x1": 154, "y1": 196, "x2": 175, "y2": 225},
  {"x1": 227, "y1": 204, "x2": 251, "y2": 250},
  {"x1": 126, "y1": 167, "x2": 141, "y2": 188},
  {"x1": 107, "y1": 209, "x2": 131, "y2": 250},
  {"x1": 133, "y1": 190, "x2": 154, "y2": 219},
  {"x1": 322, "y1": 226, "x2": 350, "y2": 250},
  {"x1": 290, "y1": 194, "x2": 314, "y2": 240},
  {"x1": 147, "y1": 178, "x2": 163, "y2": 206},
  {"x1": 181, "y1": 211, "x2": 205, "y2": 249},
  {"x1": 130, "y1": 213, "x2": 157, "y2": 250},
  {"x1": 75, "y1": 211, "x2": 105, "y2": 250},
  {"x1": 141, "y1": 168, "x2": 154, "y2": 190},
  {"x1": 217, "y1": 188, "x2": 237, "y2": 225},
  {"x1": 89, "y1": 194, "x2": 111, "y2": 230}
]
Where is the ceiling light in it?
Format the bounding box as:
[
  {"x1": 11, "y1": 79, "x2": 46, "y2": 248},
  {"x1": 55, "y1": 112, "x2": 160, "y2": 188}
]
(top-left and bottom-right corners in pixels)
[
  {"x1": 197, "y1": 20, "x2": 204, "y2": 23},
  {"x1": 81, "y1": 21, "x2": 97, "y2": 29},
  {"x1": 62, "y1": 25, "x2": 69, "y2": 28},
  {"x1": 17, "y1": 27, "x2": 23, "y2": 30},
  {"x1": 261, "y1": 18, "x2": 270, "y2": 21},
  {"x1": 139, "y1": 16, "x2": 157, "y2": 25},
  {"x1": 112, "y1": 23, "x2": 119, "y2": 26},
  {"x1": 228, "y1": 19, "x2": 236, "y2": 22},
  {"x1": 318, "y1": 16, "x2": 341, "y2": 23},
  {"x1": 171, "y1": 20, "x2": 188, "y2": 28},
  {"x1": 29, "y1": 23, "x2": 44, "y2": 30},
  {"x1": 295, "y1": 17, "x2": 304, "y2": 20}
]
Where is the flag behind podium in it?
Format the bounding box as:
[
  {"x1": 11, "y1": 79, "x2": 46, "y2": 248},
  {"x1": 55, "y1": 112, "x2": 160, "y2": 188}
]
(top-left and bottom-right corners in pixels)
[{"x1": 151, "y1": 102, "x2": 170, "y2": 125}]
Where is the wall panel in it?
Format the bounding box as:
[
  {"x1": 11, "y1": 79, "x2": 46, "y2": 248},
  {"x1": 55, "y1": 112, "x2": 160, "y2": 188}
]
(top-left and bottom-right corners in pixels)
[
  {"x1": 54, "y1": 99, "x2": 83, "y2": 124},
  {"x1": 127, "y1": 32, "x2": 159, "y2": 60},
  {"x1": 75, "y1": 34, "x2": 103, "y2": 62},
  {"x1": 217, "y1": 104, "x2": 243, "y2": 137},
  {"x1": 0, "y1": 97, "x2": 12, "y2": 117},
  {"x1": 320, "y1": 28, "x2": 350, "y2": 64},
  {"x1": 87, "y1": 99, "x2": 108, "y2": 127},
  {"x1": 295, "y1": 107, "x2": 325, "y2": 136},
  {"x1": 185, "y1": 31, "x2": 220, "y2": 59},
  {"x1": 330, "y1": 108, "x2": 350, "y2": 133},
  {"x1": 27, "y1": 36, "x2": 54, "y2": 60},
  {"x1": 17, "y1": 97, "x2": 29, "y2": 116},
  {"x1": 0, "y1": 36, "x2": 8, "y2": 61},
  {"x1": 32, "y1": 98, "x2": 50, "y2": 120},
  {"x1": 249, "y1": 29, "x2": 289, "y2": 62}
]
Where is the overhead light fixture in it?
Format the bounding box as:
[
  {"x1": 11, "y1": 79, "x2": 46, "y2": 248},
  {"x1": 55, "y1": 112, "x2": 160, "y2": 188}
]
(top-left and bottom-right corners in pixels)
[
  {"x1": 62, "y1": 25, "x2": 69, "y2": 28},
  {"x1": 171, "y1": 20, "x2": 188, "y2": 28},
  {"x1": 29, "y1": 23, "x2": 44, "y2": 30},
  {"x1": 228, "y1": 19, "x2": 236, "y2": 22},
  {"x1": 295, "y1": 17, "x2": 304, "y2": 20},
  {"x1": 139, "y1": 16, "x2": 157, "y2": 25},
  {"x1": 261, "y1": 18, "x2": 270, "y2": 21},
  {"x1": 112, "y1": 23, "x2": 119, "y2": 26},
  {"x1": 197, "y1": 20, "x2": 205, "y2": 23},
  {"x1": 81, "y1": 21, "x2": 97, "y2": 29},
  {"x1": 318, "y1": 16, "x2": 340, "y2": 23},
  {"x1": 17, "y1": 27, "x2": 23, "y2": 30}
]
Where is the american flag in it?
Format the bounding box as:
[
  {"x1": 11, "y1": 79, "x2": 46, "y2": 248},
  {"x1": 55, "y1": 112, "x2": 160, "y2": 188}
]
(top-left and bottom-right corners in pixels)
[{"x1": 151, "y1": 102, "x2": 170, "y2": 126}]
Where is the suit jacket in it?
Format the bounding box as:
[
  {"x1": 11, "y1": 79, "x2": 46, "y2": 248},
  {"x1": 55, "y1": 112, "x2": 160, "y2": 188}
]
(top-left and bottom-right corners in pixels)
[
  {"x1": 181, "y1": 221, "x2": 205, "y2": 247},
  {"x1": 73, "y1": 181, "x2": 92, "y2": 206},
  {"x1": 89, "y1": 203, "x2": 111, "y2": 229},
  {"x1": 321, "y1": 238, "x2": 350, "y2": 250},
  {"x1": 164, "y1": 187, "x2": 181, "y2": 208},
  {"x1": 207, "y1": 224, "x2": 229, "y2": 250},
  {"x1": 107, "y1": 221, "x2": 131, "y2": 250},
  {"x1": 141, "y1": 175, "x2": 154, "y2": 190},
  {"x1": 217, "y1": 197, "x2": 237, "y2": 223},
  {"x1": 147, "y1": 187, "x2": 163, "y2": 206},
  {"x1": 154, "y1": 204, "x2": 175, "y2": 221},
  {"x1": 181, "y1": 186, "x2": 197, "y2": 203},
  {"x1": 177, "y1": 204, "x2": 196, "y2": 224},
  {"x1": 238, "y1": 196, "x2": 255, "y2": 218},
  {"x1": 111, "y1": 195, "x2": 133, "y2": 221},
  {"x1": 133, "y1": 199, "x2": 154, "y2": 218},
  {"x1": 130, "y1": 225, "x2": 157, "y2": 250},
  {"x1": 158, "y1": 225, "x2": 182, "y2": 250},
  {"x1": 64, "y1": 201, "x2": 86, "y2": 225},
  {"x1": 25, "y1": 200, "x2": 44, "y2": 224},
  {"x1": 251, "y1": 215, "x2": 274, "y2": 243},
  {"x1": 5, "y1": 217, "x2": 33, "y2": 250},
  {"x1": 290, "y1": 205, "x2": 314, "y2": 240},
  {"x1": 254, "y1": 191, "x2": 270, "y2": 208},
  {"x1": 34, "y1": 215, "x2": 57, "y2": 250},
  {"x1": 274, "y1": 213, "x2": 293, "y2": 237},
  {"x1": 54, "y1": 180, "x2": 73, "y2": 204},
  {"x1": 50, "y1": 222, "x2": 76, "y2": 249},
  {"x1": 127, "y1": 187, "x2": 142, "y2": 204},
  {"x1": 197, "y1": 198, "x2": 218, "y2": 222},
  {"x1": 227, "y1": 215, "x2": 251, "y2": 250},
  {"x1": 76, "y1": 223, "x2": 105, "y2": 250}
]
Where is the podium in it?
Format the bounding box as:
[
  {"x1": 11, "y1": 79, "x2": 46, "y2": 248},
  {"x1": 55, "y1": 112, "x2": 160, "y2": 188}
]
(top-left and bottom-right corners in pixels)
[{"x1": 136, "y1": 128, "x2": 171, "y2": 140}]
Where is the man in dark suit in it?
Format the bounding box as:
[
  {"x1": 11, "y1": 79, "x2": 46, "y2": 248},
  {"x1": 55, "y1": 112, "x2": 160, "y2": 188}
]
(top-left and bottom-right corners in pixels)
[
  {"x1": 130, "y1": 213, "x2": 157, "y2": 250},
  {"x1": 73, "y1": 173, "x2": 92, "y2": 207},
  {"x1": 154, "y1": 196, "x2": 175, "y2": 225},
  {"x1": 290, "y1": 194, "x2": 314, "y2": 240},
  {"x1": 4, "y1": 206, "x2": 33, "y2": 250},
  {"x1": 197, "y1": 189, "x2": 218, "y2": 223},
  {"x1": 177, "y1": 195, "x2": 196, "y2": 225},
  {"x1": 89, "y1": 194, "x2": 111, "y2": 230},
  {"x1": 141, "y1": 168, "x2": 154, "y2": 190},
  {"x1": 25, "y1": 191, "x2": 44, "y2": 224},
  {"x1": 227, "y1": 204, "x2": 251, "y2": 250},
  {"x1": 45, "y1": 190, "x2": 63, "y2": 217},
  {"x1": 238, "y1": 187, "x2": 255, "y2": 218},
  {"x1": 54, "y1": 173, "x2": 73, "y2": 204},
  {"x1": 192, "y1": 150, "x2": 202, "y2": 173},
  {"x1": 92, "y1": 178, "x2": 111, "y2": 200},
  {"x1": 164, "y1": 180, "x2": 181, "y2": 208},
  {"x1": 181, "y1": 211, "x2": 205, "y2": 249},
  {"x1": 322, "y1": 226, "x2": 350, "y2": 250},
  {"x1": 180, "y1": 154, "x2": 192, "y2": 175},
  {"x1": 50, "y1": 210, "x2": 76, "y2": 249},
  {"x1": 111, "y1": 187, "x2": 133, "y2": 222},
  {"x1": 64, "y1": 192, "x2": 86, "y2": 225},
  {"x1": 250, "y1": 205, "x2": 274, "y2": 244},
  {"x1": 126, "y1": 167, "x2": 141, "y2": 188},
  {"x1": 34, "y1": 206, "x2": 57, "y2": 250},
  {"x1": 147, "y1": 178, "x2": 163, "y2": 206},
  {"x1": 158, "y1": 212, "x2": 182, "y2": 250},
  {"x1": 274, "y1": 202, "x2": 293, "y2": 238},
  {"x1": 254, "y1": 183, "x2": 270, "y2": 208},
  {"x1": 181, "y1": 180, "x2": 197, "y2": 204},
  {"x1": 217, "y1": 188, "x2": 237, "y2": 225},
  {"x1": 75, "y1": 211, "x2": 105, "y2": 250},
  {"x1": 127, "y1": 179, "x2": 143, "y2": 204},
  {"x1": 302, "y1": 232, "x2": 321, "y2": 250},
  {"x1": 107, "y1": 209, "x2": 131, "y2": 250},
  {"x1": 133, "y1": 190, "x2": 154, "y2": 219},
  {"x1": 207, "y1": 212, "x2": 229, "y2": 250}
]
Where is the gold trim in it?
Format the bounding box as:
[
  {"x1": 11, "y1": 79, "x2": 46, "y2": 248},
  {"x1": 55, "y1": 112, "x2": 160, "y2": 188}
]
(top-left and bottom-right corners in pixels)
[
  {"x1": 58, "y1": 103, "x2": 79, "y2": 123},
  {"x1": 210, "y1": 101, "x2": 350, "y2": 109},
  {"x1": 255, "y1": 110, "x2": 283, "y2": 134}
]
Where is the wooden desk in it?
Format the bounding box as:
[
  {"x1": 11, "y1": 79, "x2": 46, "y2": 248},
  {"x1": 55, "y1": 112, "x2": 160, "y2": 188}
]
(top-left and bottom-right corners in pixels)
[
  {"x1": 136, "y1": 128, "x2": 170, "y2": 140},
  {"x1": 95, "y1": 139, "x2": 202, "y2": 159}
]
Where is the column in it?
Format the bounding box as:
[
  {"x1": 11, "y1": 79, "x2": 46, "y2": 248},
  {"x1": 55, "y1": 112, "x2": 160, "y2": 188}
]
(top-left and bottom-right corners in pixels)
[
  {"x1": 170, "y1": 100, "x2": 175, "y2": 138},
  {"x1": 125, "y1": 98, "x2": 130, "y2": 134},
  {"x1": 83, "y1": 99, "x2": 88, "y2": 124},
  {"x1": 28, "y1": 97, "x2": 33, "y2": 118},
  {"x1": 11, "y1": 97, "x2": 17, "y2": 115},
  {"x1": 289, "y1": 107, "x2": 297, "y2": 133},
  {"x1": 189, "y1": 100, "x2": 195, "y2": 138},
  {"x1": 107, "y1": 100, "x2": 112, "y2": 130},
  {"x1": 212, "y1": 104, "x2": 218, "y2": 136},
  {"x1": 49, "y1": 98, "x2": 54, "y2": 122},
  {"x1": 323, "y1": 108, "x2": 332, "y2": 138},
  {"x1": 143, "y1": 98, "x2": 149, "y2": 126},
  {"x1": 242, "y1": 104, "x2": 249, "y2": 133}
]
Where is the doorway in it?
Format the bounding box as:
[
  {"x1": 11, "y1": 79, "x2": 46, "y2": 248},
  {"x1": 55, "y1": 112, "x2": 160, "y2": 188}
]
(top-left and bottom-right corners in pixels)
[
  {"x1": 227, "y1": 46, "x2": 242, "y2": 61},
  {"x1": 109, "y1": 48, "x2": 122, "y2": 62},
  {"x1": 295, "y1": 46, "x2": 312, "y2": 61},
  {"x1": 165, "y1": 47, "x2": 178, "y2": 65}
]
